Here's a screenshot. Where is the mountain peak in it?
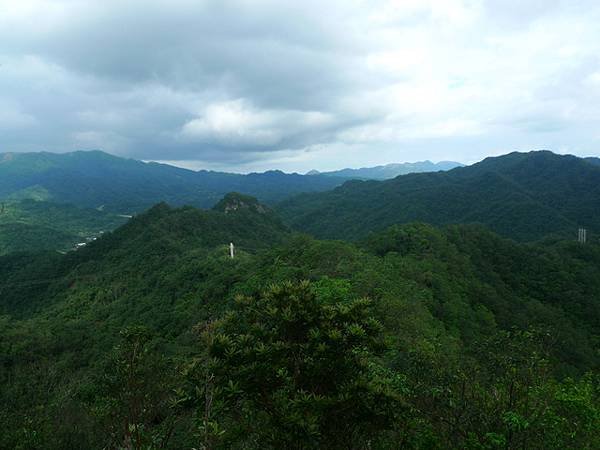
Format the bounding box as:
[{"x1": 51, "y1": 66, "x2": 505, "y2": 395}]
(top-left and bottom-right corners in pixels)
[
  {"x1": 317, "y1": 160, "x2": 464, "y2": 180},
  {"x1": 213, "y1": 192, "x2": 268, "y2": 214},
  {"x1": 277, "y1": 149, "x2": 600, "y2": 242}
]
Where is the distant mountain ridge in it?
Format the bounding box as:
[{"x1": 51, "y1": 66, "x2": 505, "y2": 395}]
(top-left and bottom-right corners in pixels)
[
  {"x1": 308, "y1": 160, "x2": 464, "y2": 179},
  {"x1": 278, "y1": 151, "x2": 600, "y2": 241},
  {"x1": 0, "y1": 150, "x2": 344, "y2": 213},
  {"x1": 585, "y1": 157, "x2": 600, "y2": 167}
]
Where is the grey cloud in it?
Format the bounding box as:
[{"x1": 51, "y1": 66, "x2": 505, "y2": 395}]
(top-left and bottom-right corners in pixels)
[
  {"x1": 4, "y1": 0, "x2": 363, "y2": 105},
  {"x1": 1, "y1": 0, "x2": 600, "y2": 170},
  {"x1": 0, "y1": 0, "x2": 383, "y2": 163}
]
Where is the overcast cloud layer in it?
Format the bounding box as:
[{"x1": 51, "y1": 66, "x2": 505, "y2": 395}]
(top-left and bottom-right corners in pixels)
[{"x1": 1, "y1": 0, "x2": 599, "y2": 172}]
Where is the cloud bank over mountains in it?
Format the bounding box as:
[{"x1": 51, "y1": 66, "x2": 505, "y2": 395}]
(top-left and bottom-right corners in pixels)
[{"x1": 1, "y1": 0, "x2": 599, "y2": 171}]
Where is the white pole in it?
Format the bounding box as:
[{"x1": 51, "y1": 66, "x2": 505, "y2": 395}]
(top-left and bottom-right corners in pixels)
[
  {"x1": 230, "y1": 242, "x2": 235, "y2": 259},
  {"x1": 578, "y1": 228, "x2": 587, "y2": 244}
]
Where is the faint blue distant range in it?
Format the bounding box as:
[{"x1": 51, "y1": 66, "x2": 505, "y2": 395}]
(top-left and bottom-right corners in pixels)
[{"x1": 307, "y1": 160, "x2": 464, "y2": 180}]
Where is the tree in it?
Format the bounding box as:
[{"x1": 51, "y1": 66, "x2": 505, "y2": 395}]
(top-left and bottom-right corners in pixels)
[
  {"x1": 94, "y1": 326, "x2": 177, "y2": 450},
  {"x1": 195, "y1": 280, "x2": 408, "y2": 449}
]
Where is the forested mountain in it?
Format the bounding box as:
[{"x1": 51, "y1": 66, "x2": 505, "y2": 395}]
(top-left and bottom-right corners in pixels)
[
  {"x1": 0, "y1": 200, "x2": 127, "y2": 255},
  {"x1": 0, "y1": 150, "x2": 344, "y2": 212},
  {"x1": 1, "y1": 196, "x2": 598, "y2": 449},
  {"x1": 278, "y1": 151, "x2": 600, "y2": 241},
  {"x1": 310, "y1": 160, "x2": 463, "y2": 179},
  {"x1": 585, "y1": 156, "x2": 600, "y2": 167}
]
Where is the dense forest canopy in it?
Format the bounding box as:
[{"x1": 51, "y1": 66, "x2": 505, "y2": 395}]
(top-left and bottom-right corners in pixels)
[
  {"x1": 4, "y1": 150, "x2": 599, "y2": 256},
  {"x1": 0, "y1": 151, "x2": 465, "y2": 256},
  {"x1": 0, "y1": 199, "x2": 127, "y2": 255},
  {"x1": 1, "y1": 189, "x2": 598, "y2": 449},
  {"x1": 3, "y1": 0, "x2": 600, "y2": 446},
  {"x1": 277, "y1": 151, "x2": 600, "y2": 242}
]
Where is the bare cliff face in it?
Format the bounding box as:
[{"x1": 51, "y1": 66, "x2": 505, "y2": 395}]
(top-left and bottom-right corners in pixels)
[{"x1": 213, "y1": 192, "x2": 269, "y2": 215}]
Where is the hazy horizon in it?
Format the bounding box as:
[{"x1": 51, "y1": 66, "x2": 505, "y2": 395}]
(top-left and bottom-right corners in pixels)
[{"x1": 2, "y1": 1, "x2": 600, "y2": 172}]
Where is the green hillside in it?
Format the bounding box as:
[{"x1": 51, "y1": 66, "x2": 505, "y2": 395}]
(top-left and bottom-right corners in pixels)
[
  {"x1": 277, "y1": 151, "x2": 600, "y2": 241},
  {"x1": 0, "y1": 150, "x2": 344, "y2": 213},
  {"x1": 584, "y1": 157, "x2": 600, "y2": 167},
  {"x1": 0, "y1": 200, "x2": 127, "y2": 255},
  {"x1": 1, "y1": 197, "x2": 598, "y2": 449}
]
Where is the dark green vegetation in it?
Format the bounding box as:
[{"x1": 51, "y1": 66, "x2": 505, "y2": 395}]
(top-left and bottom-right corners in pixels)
[
  {"x1": 311, "y1": 160, "x2": 463, "y2": 179},
  {"x1": 0, "y1": 199, "x2": 127, "y2": 255},
  {"x1": 0, "y1": 150, "x2": 344, "y2": 213},
  {"x1": 585, "y1": 157, "x2": 600, "y2": 167},
  {"x1": 0, "y1": 150, "x2": 345, "y2": 254},
  {"x1": 1, "y1": 192, "x2": 598, "y2": 449},
  {"x1": 278, "y1": 151, "x2": 600, "y2": 242}
]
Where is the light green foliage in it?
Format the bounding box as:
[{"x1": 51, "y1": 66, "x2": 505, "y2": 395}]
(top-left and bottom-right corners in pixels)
[{"x1": 198, "y1": 281, "x2": 407, "y2": 449}]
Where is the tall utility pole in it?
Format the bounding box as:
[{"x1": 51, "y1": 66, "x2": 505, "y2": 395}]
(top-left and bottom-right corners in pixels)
[
  {"x1": 578, "y1": 228, "x2": 587, "y2": 244},
  {"x1": 229, "y1": 242, "x2": 235, "y2": 259}
]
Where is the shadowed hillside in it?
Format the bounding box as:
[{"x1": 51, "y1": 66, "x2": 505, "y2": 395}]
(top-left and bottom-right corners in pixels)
[
  {"x1": 277, "y1": 151, "x2": 600, "y2": 241},
  {"x1": 0, "y1": 150, "x2": 345, "y2": 212}
]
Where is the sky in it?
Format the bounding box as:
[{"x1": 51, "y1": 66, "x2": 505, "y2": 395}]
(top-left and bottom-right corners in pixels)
[{"x1": 1, "y1": 0, "x2": 600, "y2": 173}]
